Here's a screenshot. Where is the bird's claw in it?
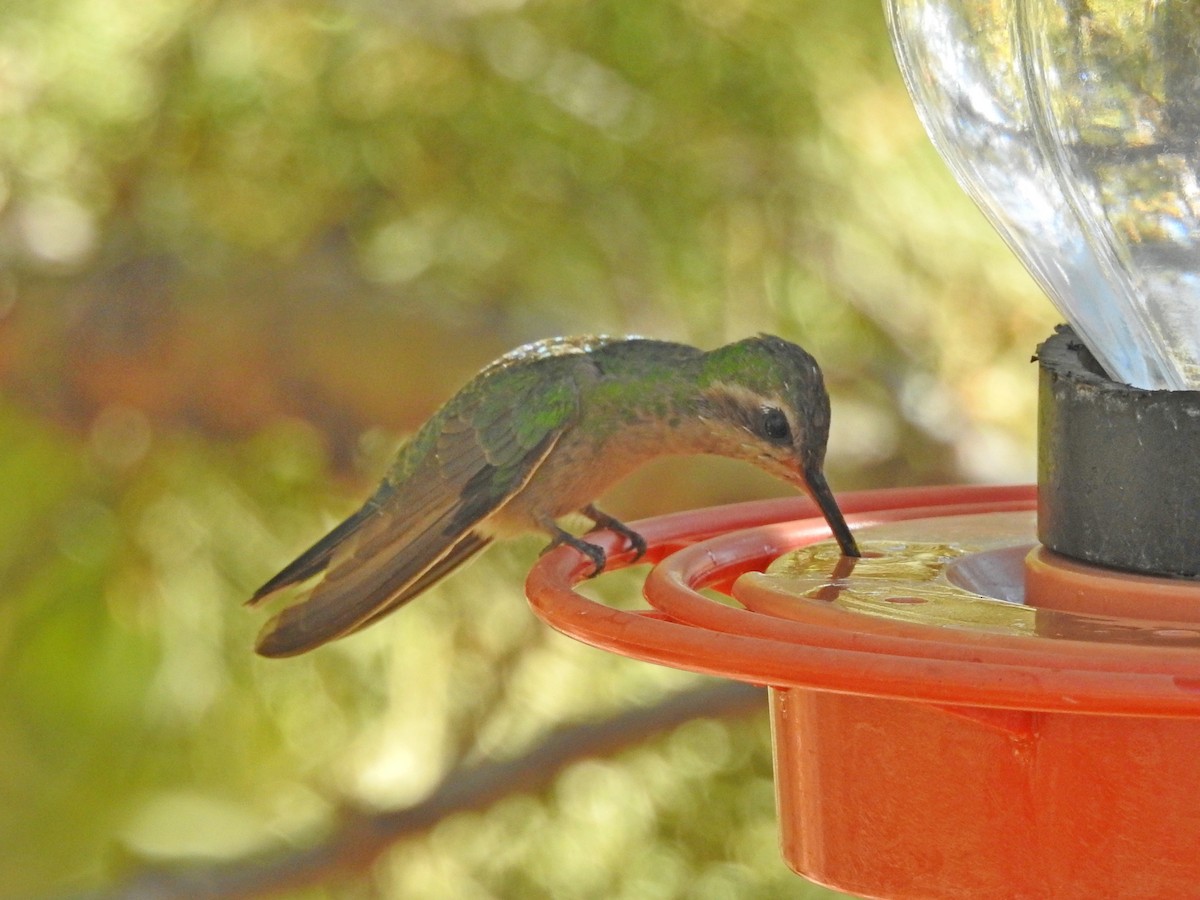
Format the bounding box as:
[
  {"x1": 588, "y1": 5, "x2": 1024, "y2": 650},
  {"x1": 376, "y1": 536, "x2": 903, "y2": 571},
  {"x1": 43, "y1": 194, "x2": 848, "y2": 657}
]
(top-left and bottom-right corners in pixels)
[
  {"x1": 581, "y1": 504, "x2": 647, "y2": 562},
  {"x1": 542, "y1": 506, "x2": 650, "y2": 577},
  {"x1": 617, "y1": 527, "x2": 648, "y2": 562},
  {"x1": 541, "y1": 528, "x2": 608, "y2": 576},
  {"x1": 579, "y1": 542, "x2": 607, "y2": 577}
]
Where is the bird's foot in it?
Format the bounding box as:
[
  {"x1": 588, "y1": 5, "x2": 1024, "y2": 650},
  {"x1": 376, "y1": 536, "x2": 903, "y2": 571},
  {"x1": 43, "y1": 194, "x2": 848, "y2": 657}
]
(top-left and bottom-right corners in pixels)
[
  {"x1": 541, "y1": 526, "x2": 608, "y2": 577},
  {"x1": 581, "y1": 504, "x2": 648, "y2": 562}
]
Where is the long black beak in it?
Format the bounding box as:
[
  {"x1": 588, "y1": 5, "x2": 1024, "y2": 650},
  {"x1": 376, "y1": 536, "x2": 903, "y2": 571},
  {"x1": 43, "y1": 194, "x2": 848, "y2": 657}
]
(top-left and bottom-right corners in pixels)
[{"x1": 803, "y1": 468, "x2": 860, "y2": 558}]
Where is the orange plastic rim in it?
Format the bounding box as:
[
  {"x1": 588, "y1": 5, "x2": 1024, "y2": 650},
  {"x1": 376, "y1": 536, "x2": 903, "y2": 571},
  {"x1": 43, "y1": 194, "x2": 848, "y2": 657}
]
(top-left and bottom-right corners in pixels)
[{"x1": 525, "y1": 485, "x2": 1200, "y2": 716}]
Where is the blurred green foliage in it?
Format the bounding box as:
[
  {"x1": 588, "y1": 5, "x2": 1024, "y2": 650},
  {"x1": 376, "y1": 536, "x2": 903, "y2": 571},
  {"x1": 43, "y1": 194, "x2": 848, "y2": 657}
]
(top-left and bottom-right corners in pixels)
[{"x1": 0, "y1": 0, "x2": 1056, "y2": 897}]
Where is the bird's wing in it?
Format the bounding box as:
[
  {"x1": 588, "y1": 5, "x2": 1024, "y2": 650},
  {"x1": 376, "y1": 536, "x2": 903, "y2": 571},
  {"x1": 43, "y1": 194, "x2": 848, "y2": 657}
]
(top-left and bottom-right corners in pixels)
[
  {"x1": 339, "y1": 530, "x2": 492, "y2": 638},
  {"x1": 246, "y1": 481, "x2": 395, "y2": 604},
  {"x1": 251, "y1": 360, "x2": 583, "y2": 657}
]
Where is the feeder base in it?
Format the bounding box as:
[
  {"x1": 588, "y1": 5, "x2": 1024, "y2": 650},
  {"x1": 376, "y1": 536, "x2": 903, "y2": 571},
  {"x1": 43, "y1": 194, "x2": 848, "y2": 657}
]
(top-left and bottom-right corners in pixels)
[{"x1": 773, "y1": 688, "x2": 1200, "y2": 900}]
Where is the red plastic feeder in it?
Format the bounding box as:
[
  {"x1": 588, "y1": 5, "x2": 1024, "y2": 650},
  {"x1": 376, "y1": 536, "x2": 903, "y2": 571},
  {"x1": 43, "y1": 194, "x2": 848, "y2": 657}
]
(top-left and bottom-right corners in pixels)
[{"x1": 525, "y1": 485, "x2": 1200, "y2": 899}]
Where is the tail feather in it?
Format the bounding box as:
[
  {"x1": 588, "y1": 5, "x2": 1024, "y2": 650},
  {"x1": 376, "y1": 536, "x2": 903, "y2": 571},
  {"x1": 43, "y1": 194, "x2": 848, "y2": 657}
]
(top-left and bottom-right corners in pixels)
[
  {"x1": 253, "y1": 528, "x2": 491, "y2": 658},
  {"x1": 247, "y1": 488, "x2": 390, "y2": 606},
  {"x1": 342, "y1": 532, "x2": 492, "y2": 637}
]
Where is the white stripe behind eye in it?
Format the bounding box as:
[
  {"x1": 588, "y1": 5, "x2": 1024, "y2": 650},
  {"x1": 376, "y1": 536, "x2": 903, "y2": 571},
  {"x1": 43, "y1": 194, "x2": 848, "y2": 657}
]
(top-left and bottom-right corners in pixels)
[{"x1": 701, "y1": 384, "x2": 802, "y2": 448}]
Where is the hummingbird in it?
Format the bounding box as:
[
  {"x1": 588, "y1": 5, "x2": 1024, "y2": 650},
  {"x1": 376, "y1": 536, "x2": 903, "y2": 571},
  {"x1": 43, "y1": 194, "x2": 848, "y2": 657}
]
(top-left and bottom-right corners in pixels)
[{"x1": 249, "y1": 334, "x2": 859, "y2": 657}]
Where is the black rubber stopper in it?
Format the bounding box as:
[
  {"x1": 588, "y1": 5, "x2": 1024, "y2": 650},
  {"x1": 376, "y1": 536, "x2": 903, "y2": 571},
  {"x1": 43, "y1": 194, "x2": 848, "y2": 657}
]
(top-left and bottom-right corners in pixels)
[{"x1": 1037, "y1": 325, "x2": 1200, "y2": 578}]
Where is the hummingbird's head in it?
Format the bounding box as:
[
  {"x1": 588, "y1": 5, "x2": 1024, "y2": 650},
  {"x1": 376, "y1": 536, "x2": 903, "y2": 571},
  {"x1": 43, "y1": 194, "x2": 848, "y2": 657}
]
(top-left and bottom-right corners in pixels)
[{"x1": 698, "y1": 334, "x2": 859, "y2": 556}]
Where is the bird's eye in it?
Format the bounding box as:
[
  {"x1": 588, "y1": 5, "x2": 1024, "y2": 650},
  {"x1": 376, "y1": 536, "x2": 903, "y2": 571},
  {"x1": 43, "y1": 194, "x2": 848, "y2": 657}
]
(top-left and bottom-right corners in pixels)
[{"x1": 760, "y1": 407, "x2": 791, "y2": 442}]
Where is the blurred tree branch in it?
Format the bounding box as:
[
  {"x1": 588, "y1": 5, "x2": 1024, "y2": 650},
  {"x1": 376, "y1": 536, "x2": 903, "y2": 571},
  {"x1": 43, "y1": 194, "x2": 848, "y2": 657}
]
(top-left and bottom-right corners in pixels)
[{"x1": 89, "y1": 680, "x2": 766, "y2": 900}]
